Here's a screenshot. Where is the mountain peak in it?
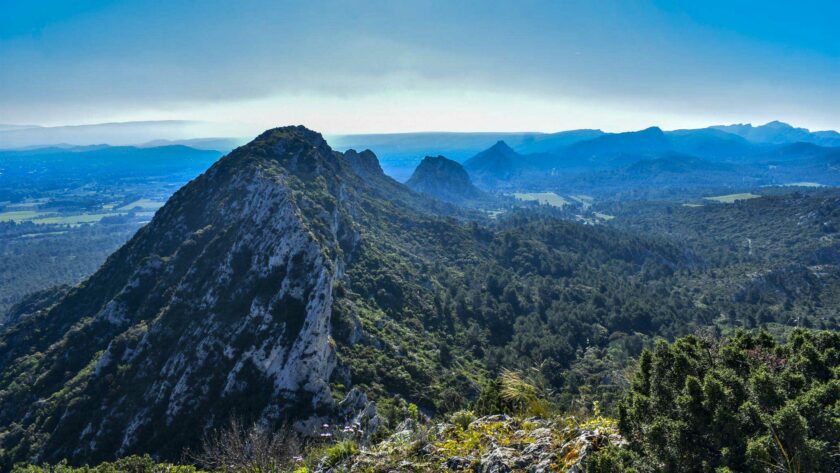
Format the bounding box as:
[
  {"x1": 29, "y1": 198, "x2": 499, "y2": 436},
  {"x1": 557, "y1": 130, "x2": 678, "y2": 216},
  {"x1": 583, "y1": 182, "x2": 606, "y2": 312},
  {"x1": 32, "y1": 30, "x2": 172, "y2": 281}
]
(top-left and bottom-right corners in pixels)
[
  {"x1": 490, "y1": 140, "x2": 514, "y2": 151},
  {"x1": 344, "y1": 148, "x2": 385, "y2": 179},
  {"x1": 229, "y1": 124, "x2": 345, "y2": 180},
  {"x1": 253, "y1": 125, "x2": 328, "y2": 146},
  {"x1": 463, "y1": 140, "x2": 522, "y2": 186},
  {"x1": 639, "y1": 126, "x2": 665, "y2": 135},
  {"x1": 762, "y1": 120, "x2": 794, "y2": 129}
]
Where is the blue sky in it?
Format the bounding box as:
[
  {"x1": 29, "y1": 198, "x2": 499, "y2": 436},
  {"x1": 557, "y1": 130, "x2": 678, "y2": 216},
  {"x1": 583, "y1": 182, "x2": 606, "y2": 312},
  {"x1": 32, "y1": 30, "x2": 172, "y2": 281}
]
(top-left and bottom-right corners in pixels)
[{"x1": 1, "y1": 0, "x2": 838, "y2": 134}]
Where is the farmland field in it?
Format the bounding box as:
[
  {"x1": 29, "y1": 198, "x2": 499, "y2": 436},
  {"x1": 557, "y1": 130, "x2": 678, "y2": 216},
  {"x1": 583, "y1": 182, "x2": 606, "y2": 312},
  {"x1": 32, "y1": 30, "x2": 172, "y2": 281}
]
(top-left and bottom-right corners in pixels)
[
  {"x1": 704, "y1": 193, "x2": 760, "y2": 203},
  {"x1": 513, "y1": 192, "x2": 569, "y2": 207}
]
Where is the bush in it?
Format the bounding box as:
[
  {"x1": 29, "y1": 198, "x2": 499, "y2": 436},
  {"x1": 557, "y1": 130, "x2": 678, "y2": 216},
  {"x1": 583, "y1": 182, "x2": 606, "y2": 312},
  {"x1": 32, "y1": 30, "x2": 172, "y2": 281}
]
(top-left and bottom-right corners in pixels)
[
  {"x1": 449, "y1": 410, "x2": 476, "y2": 430},
  {"x1": 189, "y1": 418, "x2": 299, "y2": 473},
  {"x1": 617, "y1": 330, "x2": 839, "y2": 472},
  {"x1": 499, "y1": 369, "x2": 552, "y2": 417},
  {"x1": 323, "y1": 440, "x2": 358, "y2": 468}
]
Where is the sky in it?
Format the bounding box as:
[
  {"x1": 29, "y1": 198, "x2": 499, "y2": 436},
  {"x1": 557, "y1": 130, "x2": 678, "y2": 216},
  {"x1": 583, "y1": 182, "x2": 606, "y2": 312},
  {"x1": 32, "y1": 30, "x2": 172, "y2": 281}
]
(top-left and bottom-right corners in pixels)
[{"x1": 1, "y1": 0, "x2": 838, "y2": 136}]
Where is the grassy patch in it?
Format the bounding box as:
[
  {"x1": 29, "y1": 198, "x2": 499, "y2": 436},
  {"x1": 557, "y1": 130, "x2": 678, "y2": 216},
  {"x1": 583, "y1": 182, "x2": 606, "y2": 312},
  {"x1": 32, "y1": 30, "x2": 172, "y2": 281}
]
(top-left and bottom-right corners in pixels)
[
  {"x1": 0, "y1": 210, "x2": 52, "y2": 222},
  {"x1": 704, "y1": 193, "x2": 760, "y2": 203},
  {"x1": 32, "y1": 213, "x2": 123, "y2": 225},
  {"x1": 513, "y1": 192, "x2": 568, "y2": 207},
  {"x1": 118, "y1": 198, "x2": 166, "y2": 211}
]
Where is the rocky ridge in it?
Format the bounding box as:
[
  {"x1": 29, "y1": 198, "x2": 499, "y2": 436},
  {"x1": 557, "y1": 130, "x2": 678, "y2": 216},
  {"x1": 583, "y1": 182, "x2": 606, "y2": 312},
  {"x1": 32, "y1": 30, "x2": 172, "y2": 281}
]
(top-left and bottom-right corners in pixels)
[{"x1": 315, "y1": 415, "x2": 625, "y2": 473}]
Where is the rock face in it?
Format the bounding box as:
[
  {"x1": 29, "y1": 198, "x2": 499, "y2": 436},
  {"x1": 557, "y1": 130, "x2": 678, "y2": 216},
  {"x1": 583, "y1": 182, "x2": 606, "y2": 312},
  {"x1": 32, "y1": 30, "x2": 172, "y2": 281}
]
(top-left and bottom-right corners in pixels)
[{"x1": 405, "y1": 155, "x2": 486, "y2": 205}]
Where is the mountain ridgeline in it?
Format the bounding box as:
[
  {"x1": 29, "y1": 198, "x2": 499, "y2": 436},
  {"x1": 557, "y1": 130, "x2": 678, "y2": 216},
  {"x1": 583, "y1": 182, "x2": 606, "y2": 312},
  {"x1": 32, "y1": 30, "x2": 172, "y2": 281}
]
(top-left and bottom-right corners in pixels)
[{"x1": 453, "y1": 122, "x2": 840, "y2": 196}]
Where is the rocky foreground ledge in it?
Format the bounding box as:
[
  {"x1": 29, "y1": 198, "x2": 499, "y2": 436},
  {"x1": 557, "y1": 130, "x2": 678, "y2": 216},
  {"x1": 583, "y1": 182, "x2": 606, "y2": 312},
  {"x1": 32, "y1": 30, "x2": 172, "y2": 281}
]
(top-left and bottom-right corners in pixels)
[{"x1": 314, "y1": 414, "x2": 625, "y2": 473}]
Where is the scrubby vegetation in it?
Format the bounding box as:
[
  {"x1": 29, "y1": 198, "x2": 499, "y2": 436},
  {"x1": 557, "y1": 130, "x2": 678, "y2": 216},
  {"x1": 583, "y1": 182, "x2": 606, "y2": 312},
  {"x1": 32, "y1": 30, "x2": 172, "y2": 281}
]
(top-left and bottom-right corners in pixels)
[{"x1": 12, "y1": 456, "x2": 203, "y2": 473}]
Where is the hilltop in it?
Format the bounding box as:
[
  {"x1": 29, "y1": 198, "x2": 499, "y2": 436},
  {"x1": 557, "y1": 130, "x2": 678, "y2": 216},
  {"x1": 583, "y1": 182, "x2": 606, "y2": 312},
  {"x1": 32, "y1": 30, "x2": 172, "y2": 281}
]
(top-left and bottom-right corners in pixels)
[{"x1": 405, "y1": 155, "x2": 487, "y2": 205}]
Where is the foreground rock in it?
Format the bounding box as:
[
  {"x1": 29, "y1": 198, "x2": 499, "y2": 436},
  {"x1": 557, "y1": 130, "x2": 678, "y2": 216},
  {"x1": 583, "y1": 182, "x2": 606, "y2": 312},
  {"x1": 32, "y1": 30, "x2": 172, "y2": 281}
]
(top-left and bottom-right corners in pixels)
[{"x1": 316, "y1": 415, "x2": 625, "y2": 472}]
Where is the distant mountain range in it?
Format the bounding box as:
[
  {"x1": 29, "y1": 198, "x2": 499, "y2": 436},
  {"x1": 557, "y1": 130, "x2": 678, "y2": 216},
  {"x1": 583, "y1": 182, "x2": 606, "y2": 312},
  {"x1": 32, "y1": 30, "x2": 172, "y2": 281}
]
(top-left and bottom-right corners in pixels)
[
  {"x1": 711, "y1": 121, "x2": 840, "y2": 147},
  {"x1": 455, "y1": 122, "x2": 840, "y2": 196},
  {"x1": 3, "y1": 120, "x2": 838, "y2": 193},
  {"x1": 329, "y1": 121, "x2": 840, "y2": 181},
  {"x1": 0, "y1": 120, "x2": 242, "y2": 150}
]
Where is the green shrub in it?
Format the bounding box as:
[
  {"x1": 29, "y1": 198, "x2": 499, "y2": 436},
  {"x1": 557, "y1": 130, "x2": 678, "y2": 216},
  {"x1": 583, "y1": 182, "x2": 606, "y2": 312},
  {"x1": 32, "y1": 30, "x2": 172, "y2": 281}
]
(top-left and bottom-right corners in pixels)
[
  {"x1": 449, "y1": 410, "x2": 476, "y2": 430},
  {"x1": 323, "y1": 440, "x2": 358, "y2": 468},
  {"x1": 499, "y1": 369, "x2": 552, "y2": 417},
  {"x1": 407, "y1": 403, "x2": 420, "y2": 421},
  {"x1": 618, "y1": 330, "x2": 839, "y2": 472}
]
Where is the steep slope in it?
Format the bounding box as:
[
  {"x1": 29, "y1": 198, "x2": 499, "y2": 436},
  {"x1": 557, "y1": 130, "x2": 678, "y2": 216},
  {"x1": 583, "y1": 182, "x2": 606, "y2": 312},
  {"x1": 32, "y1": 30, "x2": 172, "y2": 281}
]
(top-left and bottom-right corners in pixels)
[
  {"x1": 463, "y1": 141, "x2": 521, "y2": 187},
  {"x1": 405, "y1": 155, "x2": 486, "y2": 204}
]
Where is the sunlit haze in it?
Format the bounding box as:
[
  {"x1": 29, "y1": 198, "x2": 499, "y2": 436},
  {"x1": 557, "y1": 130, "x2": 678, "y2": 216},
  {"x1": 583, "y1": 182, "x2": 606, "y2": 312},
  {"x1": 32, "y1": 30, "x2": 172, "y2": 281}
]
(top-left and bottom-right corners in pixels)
[{"x1": 2, "y1": 0, "x2": 838, "y2": 137}]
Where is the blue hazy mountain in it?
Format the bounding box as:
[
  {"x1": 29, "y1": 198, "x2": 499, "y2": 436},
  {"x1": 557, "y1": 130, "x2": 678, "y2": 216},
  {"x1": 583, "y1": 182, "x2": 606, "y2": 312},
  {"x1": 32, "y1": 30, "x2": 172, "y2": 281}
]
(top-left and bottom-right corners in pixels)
[
  {"x1": 462, "y1": 141, "x2": 524, "y2": 187},
  {"x1": 711, "y1": 121, "x2": 840, "y2": 147},
  {"x1": 328, "y1": 130, "x2": 603, "y2": 180},
  {"x1": 0, "y1": 145, "x2": 222, "y2": 181},
  {"x1": 406, "y1": 155, "x2": 487, "y2": 204},
  {"x1": 0, "y1": 120, "x2": 217, "y2": 149},
  {"x1": 460, "y1": 124, "x2": 840, "y2": 196}
]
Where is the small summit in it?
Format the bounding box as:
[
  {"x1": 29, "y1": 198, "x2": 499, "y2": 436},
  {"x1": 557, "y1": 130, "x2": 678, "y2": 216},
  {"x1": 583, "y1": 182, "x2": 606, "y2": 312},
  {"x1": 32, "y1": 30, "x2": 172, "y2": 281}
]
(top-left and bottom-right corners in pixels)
[
  {"x1": 489, "y1": 140, "x2": 515, "y2": 152},
  {"x1": 463, "y1": 140, "x2": 522, "y2": 187},
  {"x1": 344, "y1": 148, "x2": 384, "y2": 179},
  {"x1": 204, "y1": 124, "x2": 347, "y2": 186},
  {"x1": 406, "y1": 155, "x2": 485, "y2": 204},
  {"x1": 250, "y1": 125, "x2": 332, "y2": 155}
]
